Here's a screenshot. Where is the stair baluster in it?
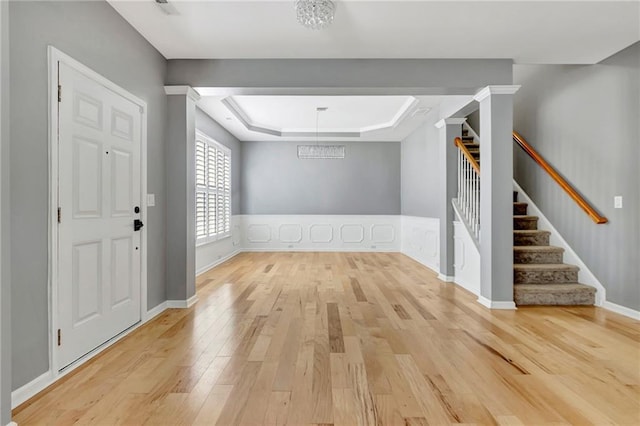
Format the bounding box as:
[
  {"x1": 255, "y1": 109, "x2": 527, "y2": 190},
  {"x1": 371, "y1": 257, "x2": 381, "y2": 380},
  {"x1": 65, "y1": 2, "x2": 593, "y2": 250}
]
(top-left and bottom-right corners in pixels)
[{"x1": 455, "y1": 136, "x2": 480, "y2": 242}]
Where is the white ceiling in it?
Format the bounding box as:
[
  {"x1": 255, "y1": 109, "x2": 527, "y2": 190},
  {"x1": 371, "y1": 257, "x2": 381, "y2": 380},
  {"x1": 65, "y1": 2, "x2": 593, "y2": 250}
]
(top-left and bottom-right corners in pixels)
[
  {"x1": 196, "y1": 94, "x2": 460, "y2": 142},
  {"x1": 107, "y1": 0, "x2": 639, "y2": 64}
]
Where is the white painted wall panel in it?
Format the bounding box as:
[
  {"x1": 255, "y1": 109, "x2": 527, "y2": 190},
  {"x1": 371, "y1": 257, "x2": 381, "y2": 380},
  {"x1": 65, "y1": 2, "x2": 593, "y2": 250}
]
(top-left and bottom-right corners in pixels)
[
  {"x1": 400, "y1": 216, "x2": 440, "y2": 272},
  {"x1": 242, "y1": 215, "x2": 401, "y2": 252},
  {"x1": 453, "y1": 221, "x2": 481, "y2": 296}
]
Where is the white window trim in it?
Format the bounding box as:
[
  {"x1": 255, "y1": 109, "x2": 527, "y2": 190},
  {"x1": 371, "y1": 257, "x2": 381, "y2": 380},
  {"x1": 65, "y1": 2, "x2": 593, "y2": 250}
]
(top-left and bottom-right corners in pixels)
[{"x1": 195, "y1": 130, "x2": 232, "y2": 246}]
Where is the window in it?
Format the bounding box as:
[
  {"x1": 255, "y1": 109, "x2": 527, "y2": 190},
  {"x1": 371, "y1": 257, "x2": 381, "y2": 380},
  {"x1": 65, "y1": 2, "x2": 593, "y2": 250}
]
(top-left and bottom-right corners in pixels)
[{"x1": 195, "y1": 130, "x2": 231, "y2": 244}]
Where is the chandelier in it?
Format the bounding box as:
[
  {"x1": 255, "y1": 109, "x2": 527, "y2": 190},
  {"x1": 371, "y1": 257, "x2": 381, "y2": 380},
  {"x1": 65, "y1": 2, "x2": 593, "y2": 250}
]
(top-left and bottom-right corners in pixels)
[{"x1": 295, "y1": 0, "x2": 336, "y2": 30}]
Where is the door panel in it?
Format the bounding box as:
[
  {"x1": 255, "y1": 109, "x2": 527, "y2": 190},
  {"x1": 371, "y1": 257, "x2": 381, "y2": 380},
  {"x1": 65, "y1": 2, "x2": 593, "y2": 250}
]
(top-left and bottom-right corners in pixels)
[
  {"x1": 72, "y1": 241, "x2": 102, "y2": 326},
  {"x1": 58, "y1": 62, "x2": 142, "y2": 369},
  {"x1": 73, "y1": 137, "x2": 102, "y2": 218},
  {"x1": 111, "y1": 236, "x2": 133, "y2": 308},
  {"x1": 111, "y1": 149, "x2": 132, "y2": 216}
]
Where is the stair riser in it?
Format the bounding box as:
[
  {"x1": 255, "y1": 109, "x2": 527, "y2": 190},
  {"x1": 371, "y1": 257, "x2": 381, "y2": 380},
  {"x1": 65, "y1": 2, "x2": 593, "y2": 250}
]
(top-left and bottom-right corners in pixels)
[
  {"x1": 514, "y1": 251, "x2": 563, "y2": 264},
  {"x1": 514, "y1": 217, "x2": 538, "y2": 230},
  {"x1": 515, "y1": 290, "x2": 595, "y2": 306},
  {"x1": 513, "y1": 204, "x2": 528, "y2": 215},
  {"x1": 514, "y1": 269, "x2": 578, "y2": 284},
  {"x1": 514, "y1": 233, "x2": 550, "y2": 246}
]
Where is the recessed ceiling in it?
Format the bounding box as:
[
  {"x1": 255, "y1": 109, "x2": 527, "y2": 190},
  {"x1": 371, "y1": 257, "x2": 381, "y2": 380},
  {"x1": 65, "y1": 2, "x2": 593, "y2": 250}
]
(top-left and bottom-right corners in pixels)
[
  {"x1": 223, "y1": 95, "x2": 417, "y2": 136},
  {"x1": 107, "y1": 0, "x2": 639, "y2": 64},
  {"x1": 196, "y1": 94, "x2": 457, "y2": 142}
]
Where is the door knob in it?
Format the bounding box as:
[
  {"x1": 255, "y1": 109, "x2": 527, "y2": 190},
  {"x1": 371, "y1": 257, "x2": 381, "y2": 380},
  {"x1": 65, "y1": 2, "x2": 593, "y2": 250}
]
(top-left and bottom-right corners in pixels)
[{"x1": 134, "y1": 219, "x2": 144, "y2": 231}]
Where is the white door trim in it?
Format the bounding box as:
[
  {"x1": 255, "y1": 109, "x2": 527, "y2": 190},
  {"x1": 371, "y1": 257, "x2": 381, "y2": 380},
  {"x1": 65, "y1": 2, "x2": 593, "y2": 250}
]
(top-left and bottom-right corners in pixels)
[{"x1": 47, "y1": 46, "x2": 148, "y2": 375}]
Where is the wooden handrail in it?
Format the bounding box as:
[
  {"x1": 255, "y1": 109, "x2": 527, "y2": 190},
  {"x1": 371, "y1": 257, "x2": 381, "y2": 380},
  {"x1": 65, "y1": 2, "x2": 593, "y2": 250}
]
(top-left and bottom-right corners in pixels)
[
  {"x1": 512, "y1": 131, "x2": 608, "y2": 224},
  {"x1": 454, "y1": 137, "x2": 480, "y2": 175}
]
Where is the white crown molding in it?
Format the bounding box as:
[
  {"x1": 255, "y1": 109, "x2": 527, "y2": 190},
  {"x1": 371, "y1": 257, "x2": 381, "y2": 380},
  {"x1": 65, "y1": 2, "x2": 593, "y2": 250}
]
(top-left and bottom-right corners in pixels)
[
  {"x1": 164, "y1": 85, "x2": 201, "y2": 102},
  {"x1": 434, "y1": 117, "x2": 467, "y2": 129},
  {"x1": 477, "y1": 296, "x2": 517, "y2": 310},
  {"x1": 221, "y1": 95, "x2": 418, "y2": 138},
  {"x1": 473, "y1": 85, "x2": 521, "y2": 102}
]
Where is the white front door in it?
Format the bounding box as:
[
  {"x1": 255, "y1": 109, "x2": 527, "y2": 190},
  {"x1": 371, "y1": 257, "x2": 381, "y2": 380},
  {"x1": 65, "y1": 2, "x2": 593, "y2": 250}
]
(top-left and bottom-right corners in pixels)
[{"x1": 57, "y1": 61, "x2": 142, "y2": 369}]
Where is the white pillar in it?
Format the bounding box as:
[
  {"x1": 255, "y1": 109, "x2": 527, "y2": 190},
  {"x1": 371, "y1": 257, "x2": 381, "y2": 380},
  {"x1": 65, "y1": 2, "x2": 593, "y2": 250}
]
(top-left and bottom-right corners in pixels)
[
  {"x1": 164, "y1": 86, "x2": 199, "y2": 304},
  {"x1": 435, "y1": 118, "x2": 466, "y2": 281},
  {"x1": 474, "y1": 85, "x2": 520, "y2": 309}
]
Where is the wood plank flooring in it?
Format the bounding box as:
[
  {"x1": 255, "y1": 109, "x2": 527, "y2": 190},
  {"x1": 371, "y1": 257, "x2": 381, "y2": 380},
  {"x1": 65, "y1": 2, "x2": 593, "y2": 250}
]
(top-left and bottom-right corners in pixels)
[{"x1": 13, "y1": 252, "x2": 640, "y2": 425}]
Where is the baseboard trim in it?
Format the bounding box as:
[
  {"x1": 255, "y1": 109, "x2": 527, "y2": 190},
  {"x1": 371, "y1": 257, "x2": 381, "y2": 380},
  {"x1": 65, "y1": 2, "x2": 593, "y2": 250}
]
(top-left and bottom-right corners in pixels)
[
  {"x1": 196, "y1": 249, "x2": 242, "y2": 276},
  {"x1": 603, "y1": 301, "x2": 640, "y2": 320},
  {"x1": 477, "y1": 296, "x2": 517, "y2": 310},
  {"x1": 144, "y1": 301, "x2": 168, "y2": 322},
  {"x1": 243, "y1": 248, "x2": 401, "y2": 253},
  {"x1": 166, "y1": 294, "x2": 198, "y2": 309},
  {"x1": 12, "y1": 300, "x2": 174, "y2": 409},
  {"x1": 11, "y1": 371, "x2": 52, "y2": 409},
  {"x1": 400, "y1": 251, "x2": 438, "y2": 274},
  {"x1": 437, "y1": 274, "x2": 455, "y2": 282},
  {"x1": 186, "y1": 294, "x2": 198, "y2": 308}
]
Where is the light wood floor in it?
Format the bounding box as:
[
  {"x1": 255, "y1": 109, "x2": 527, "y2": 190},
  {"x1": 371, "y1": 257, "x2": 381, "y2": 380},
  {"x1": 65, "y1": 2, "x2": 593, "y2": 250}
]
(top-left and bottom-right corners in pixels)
[{"x1": 13, "y1": 252, "x2": 640, "y2": 425}]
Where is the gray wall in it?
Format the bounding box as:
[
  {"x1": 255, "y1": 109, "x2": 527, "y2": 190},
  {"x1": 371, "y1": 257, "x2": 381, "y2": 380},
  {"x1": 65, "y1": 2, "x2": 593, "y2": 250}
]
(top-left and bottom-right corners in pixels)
[
  {"x1": 1, "y1": 0, "x2": 11, "y2": 423},
  {"x1": 513, "y1": 42, "x2": 640, "y2": 310},
  {"x1": 9, "y1": 1, "x2": 168, "y2": 389},
  {"x1": 466, "y1": 109, "x2": 480, "y2": 135},
  {"x1": 196, "y1": 108, "x2": 242, "y2": 214},
  {"x1": 401, "y1": 112, "x2": 442, "y2": 218},
  {"x1": 167, "y1": 58, "x2": 513, "y2": 94},
  {"x1": 241, "y1": 141, "x2": 400, "y2": 215}
]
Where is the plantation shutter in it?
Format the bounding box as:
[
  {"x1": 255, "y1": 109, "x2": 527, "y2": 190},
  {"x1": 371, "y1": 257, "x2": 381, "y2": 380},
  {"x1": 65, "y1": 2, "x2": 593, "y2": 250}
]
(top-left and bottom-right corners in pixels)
[{"x1": 195, "y1": 130, "x2": 232, "y2": 244}]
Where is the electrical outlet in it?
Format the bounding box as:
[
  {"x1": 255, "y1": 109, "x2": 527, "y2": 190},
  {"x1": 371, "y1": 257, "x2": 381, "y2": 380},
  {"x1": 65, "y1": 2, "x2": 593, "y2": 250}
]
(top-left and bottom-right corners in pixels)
[{"x1": 614, "y1": 195, "x2": 623, "y2": 209}]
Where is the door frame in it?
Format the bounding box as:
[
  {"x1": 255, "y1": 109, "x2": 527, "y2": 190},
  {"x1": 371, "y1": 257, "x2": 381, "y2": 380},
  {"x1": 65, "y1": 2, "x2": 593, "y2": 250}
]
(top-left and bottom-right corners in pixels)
[{"x1": 47, "y1": 46, "x2": 148, "y2": 374}]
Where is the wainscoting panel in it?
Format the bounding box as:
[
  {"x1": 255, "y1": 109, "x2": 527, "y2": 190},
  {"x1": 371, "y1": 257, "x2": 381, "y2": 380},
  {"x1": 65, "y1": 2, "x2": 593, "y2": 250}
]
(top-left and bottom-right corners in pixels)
[
  {"x1": 246, "y1": 223, "x2": 271, "y2": 243},
  {"x1": 241, "y1": 215, "x2": 401, "y2": 252},
  {"x1": 309, "y1": 224, "x2": 333, "y2": 243},
  {"x1": 278, "y1": 224, "x2": 303, "y2": 243},
  {"x1": 400, "y1": 216, "x2": 440, "y2": 271},
  {"x1": 453, "y1": 221, "x2": 481, "y2": 295}
]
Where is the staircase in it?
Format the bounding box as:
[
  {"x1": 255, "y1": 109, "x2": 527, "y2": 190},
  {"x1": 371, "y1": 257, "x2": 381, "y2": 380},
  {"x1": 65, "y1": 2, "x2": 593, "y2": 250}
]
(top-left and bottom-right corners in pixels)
[
  {"x1": 460, "y1": 130, "x2": 480, "y2": 164},
  {"x1": 457, "y1": 127, "x2": 596, "y2": 306},
  {"x1": 513, "y1": 191, "x2": 595, "y2": 305}
]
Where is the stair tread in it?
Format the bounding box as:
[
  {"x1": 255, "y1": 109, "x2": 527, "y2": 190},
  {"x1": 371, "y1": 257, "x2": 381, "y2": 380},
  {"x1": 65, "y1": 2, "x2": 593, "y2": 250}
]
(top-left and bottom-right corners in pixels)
[
  {"x1": 514, "y1": 230, "x2": 550, "y2": 234},
  {"x1": 513, "y1": 245, "x2": 564, "y2": 253},
  {"x1": 513, "y1": 202, "x2": 528, "y2": 206},
  {"x1": 514, "y1": 215, "x2": 538, "y2": 219},
  {"x1": 514, "y1": 283, "x2": 595, "y2": 293},
  {"x1": 513, "y1": 263, "x2": 579, "y2": 271}
]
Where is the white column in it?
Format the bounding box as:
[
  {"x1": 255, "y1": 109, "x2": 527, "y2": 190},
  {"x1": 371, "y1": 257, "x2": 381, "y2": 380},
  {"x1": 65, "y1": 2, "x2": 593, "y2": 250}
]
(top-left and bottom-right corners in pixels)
[
  {"x1": 165, "y1": 86, "x2": 200, "y2": 304},
  {"x1": 475, "y1": 85, "x2": 520, "y2": 309},
  {"x1": 435, "y1": 118, "x2": 466, "y2": 281}
]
